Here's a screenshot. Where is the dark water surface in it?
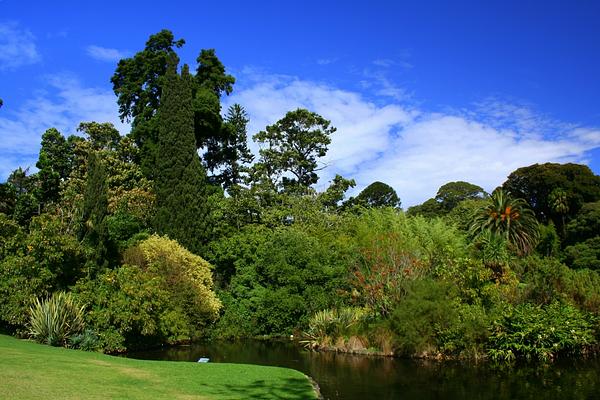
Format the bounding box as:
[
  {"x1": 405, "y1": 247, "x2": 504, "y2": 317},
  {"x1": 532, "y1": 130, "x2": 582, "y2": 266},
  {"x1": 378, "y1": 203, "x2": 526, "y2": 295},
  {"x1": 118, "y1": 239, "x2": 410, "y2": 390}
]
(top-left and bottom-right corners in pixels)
[{"x1": 125, "y1": 340, "x2": 600, "y2": 400}]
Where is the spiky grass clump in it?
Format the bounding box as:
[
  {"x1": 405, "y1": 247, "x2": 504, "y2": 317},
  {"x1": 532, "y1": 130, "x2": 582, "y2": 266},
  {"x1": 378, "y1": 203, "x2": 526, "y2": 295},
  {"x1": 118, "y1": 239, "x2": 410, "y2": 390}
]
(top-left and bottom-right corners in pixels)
[
  {"x1": 28, "y1": 292, "x2": 85, "y2": 347},
  {"x1": 302, "y1": 307, "x2": 366, "y2": 349}
]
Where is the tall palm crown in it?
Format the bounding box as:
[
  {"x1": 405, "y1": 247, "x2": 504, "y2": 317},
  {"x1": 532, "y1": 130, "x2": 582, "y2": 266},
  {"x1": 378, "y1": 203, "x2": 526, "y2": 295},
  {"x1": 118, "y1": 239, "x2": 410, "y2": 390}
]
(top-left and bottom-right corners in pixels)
[
  {"x1": 549, "y1": 188, "x2": 569, "y2": 215},
  {"x1": 470, "y1": 189, "x2": 540, "y2": 255}
]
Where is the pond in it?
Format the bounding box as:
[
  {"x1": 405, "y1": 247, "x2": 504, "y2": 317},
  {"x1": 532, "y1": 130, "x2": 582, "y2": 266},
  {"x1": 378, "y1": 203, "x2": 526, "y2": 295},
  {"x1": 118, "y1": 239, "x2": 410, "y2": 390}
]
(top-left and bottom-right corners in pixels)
[{"x1": 125, "y1": 340, "x2": 600, "y2": 400}]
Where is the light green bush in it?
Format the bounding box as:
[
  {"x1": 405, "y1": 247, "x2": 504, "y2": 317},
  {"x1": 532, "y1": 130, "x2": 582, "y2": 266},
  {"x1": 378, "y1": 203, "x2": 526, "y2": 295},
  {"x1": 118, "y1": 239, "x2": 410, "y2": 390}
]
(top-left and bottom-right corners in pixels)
[
  {"x1": 488, "y1": 301, "x2": 596, "y2": 362},
  {"x1": 74, "y1": 235, "x2": 222, "y2": 352}
]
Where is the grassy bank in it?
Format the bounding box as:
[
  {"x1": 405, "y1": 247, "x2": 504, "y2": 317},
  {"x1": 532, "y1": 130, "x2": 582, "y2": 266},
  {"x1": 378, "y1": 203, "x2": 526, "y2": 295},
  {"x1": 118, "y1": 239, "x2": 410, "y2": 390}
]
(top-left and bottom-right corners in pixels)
[{"x1": 0, "y1": 335, "x2": 317, "y2": 399}]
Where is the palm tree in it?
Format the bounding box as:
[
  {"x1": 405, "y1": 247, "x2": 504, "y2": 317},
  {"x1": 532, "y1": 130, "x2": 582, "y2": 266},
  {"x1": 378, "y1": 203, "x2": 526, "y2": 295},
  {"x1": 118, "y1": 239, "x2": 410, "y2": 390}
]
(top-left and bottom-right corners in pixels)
[
  {"x1": 470, "y1": 189, "x2": 539, "y2": 256},
  {"x1": 549, "y1": 188, "x2": 569, "y2": 238}
]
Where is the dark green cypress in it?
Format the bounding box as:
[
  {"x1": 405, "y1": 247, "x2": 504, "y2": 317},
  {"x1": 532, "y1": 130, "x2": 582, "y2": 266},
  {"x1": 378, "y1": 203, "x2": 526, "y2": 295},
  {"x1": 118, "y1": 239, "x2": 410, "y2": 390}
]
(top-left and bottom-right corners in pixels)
[
  {"x1": 154, "y1": 62, "x2": 212, "y2": 254},
  {"x1": 81, "y1": 151, "x2": 113, "y2": 274}
]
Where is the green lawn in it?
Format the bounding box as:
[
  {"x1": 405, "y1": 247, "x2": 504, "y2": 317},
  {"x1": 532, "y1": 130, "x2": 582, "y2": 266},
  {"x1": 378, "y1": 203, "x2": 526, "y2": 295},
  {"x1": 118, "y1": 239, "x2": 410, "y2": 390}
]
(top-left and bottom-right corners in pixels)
[{"x1": 0, "y1": 334, "x2": 318, "y2": 399}]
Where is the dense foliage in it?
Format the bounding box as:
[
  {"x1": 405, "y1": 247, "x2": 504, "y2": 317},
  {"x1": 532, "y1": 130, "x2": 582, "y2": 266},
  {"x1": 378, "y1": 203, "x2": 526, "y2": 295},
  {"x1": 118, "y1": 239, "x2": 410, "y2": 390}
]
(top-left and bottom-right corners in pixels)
[
  {"x1": 153, "y1": 64, "x2": 213, "y2": 254},
  {"x1": 73, "y1": 236, "x2": 220, "y2": 352},
  {"x1": 0, "y1": 29, "x2": 599, "y2": 363}
]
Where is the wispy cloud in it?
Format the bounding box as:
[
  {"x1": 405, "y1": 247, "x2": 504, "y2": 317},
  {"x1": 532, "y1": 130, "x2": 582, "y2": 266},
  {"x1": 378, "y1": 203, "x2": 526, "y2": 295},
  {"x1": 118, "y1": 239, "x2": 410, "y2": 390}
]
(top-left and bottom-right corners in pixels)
[
  {"x1": 317, "y1": 58, "x2": 338, "y2": 66},
  {"x1": 0, "y1": 21, "x2": 40, "y2": 70},
  {"x1": 226, "y1": 72, "x2": 600, "y2": 207},
  {"x1": 373, "y1": 58, "x2": 413, "y2": 69},
  {"x1": 46, "y1": 30, "x2": 68, "y2": 39},
  {"x1": 372, "y1": 59, "x2": 394, "y2": 68},
  {"x1": 0, "y1": 74, "x2": 129, "y2": 179},
  {"x1": 362, "y1": 69, "x2": 409, "y2": 101},
  {"x1": 85, "y1": 45, "x2": 128, "y2": 62}
]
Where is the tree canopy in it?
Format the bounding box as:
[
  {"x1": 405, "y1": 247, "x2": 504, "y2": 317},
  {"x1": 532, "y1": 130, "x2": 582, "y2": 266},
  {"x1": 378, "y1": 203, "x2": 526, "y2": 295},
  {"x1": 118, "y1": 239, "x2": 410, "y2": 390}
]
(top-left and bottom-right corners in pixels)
[
  {"x1": 503, "y1": 163, "x2": 600, "y2": 222},
  {"x1": 435, "y1": 181, "x2": 486, "y2": 211},
  {"x1": 36, "y1": 128, "x2": 71, "y2": 205},
  {"x1": 111, "y1": 30, "x2": 234, "y2": 180},
  {"x1": 349, "y1": 181, "x2": 401, "y2": 209},
  {"x1": 566, "y1": 201, "x2": 600, "y2": 245},
  {"x1": 204, "y1": 103, "x2": 253, "y2": 190},
  {"x1": 254, "y1": 108, "x2": 335, "y2": 194}
]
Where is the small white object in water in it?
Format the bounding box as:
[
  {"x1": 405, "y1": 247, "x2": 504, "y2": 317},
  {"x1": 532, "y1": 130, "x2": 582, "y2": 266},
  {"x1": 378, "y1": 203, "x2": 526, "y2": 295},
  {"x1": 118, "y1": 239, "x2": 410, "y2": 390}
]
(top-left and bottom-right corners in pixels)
[{"x1": 197, "y1": 357, "x2": 210, "y2": 363}]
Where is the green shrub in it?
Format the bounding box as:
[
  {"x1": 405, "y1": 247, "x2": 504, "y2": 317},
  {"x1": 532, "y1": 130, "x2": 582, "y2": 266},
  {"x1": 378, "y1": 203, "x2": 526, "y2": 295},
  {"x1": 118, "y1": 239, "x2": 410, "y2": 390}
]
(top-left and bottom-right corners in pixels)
[
  {"x1": 0, "y1": 255, "x2": 53, "y2": 331},
  {"x1": 73, "y1": 265, "x2": 184, "y2": 352},
  {"x1": 105, "y1": 211, "x2": 146, "y2": 251},
  {"x1": 350, "y1": 209, "x2": 467, "y2": 316},
  {"x1": 536, "y1": 222, "x2": 561, "y2": 258},
  {"x1": 75, "y1": 235, "x2": 221, "y2": 351},
  {"x1": 563, "y1": 237, "x2": 600, "y2": 270},
  {"x1": 0, "y1": 214, "x2": 86, "y2": 332},
  {"x1": 0, "y1": 213, "x2": 24, "y2": 260},
  {"x1": 124, "y1": 235, "x2": 222, "y2": 328},
  {"x1": 28, "y1": 292, "x2": 85, "y2": 347},
  {"x1": 565, "y1": 201, "x2": 600, "y2": 245},
  {"x1": 487, "y1": 302, "x2": 596, "y2": 362},
  {"x1": 388, "y1": 279, "x2": 459, "y2": 356},
  {"x1": 208, "y1": 290, "x2": 255, "y2": 339},
  {"x1": 437, "y1": 302, "x2": 492, "y2": 359},
  {"x1": 351, "y1": 209, "x2": 467, "y2": 274},
  {"x1": 69, "y1": 328, "x2": 100, "y2": 351},
  {"x1": 515, "y1": 256, "x2": 600, "y2": 312},
  {"x1": 563, "y1": 268, "x2": 600, "y2": 313}
]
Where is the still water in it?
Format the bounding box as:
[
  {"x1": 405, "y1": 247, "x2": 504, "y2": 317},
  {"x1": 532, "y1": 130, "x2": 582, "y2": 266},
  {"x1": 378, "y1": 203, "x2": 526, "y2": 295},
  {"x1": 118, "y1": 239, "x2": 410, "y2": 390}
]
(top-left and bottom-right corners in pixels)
[{"x1": 126, "y1": 340, "x2": 600, "y2": 400}]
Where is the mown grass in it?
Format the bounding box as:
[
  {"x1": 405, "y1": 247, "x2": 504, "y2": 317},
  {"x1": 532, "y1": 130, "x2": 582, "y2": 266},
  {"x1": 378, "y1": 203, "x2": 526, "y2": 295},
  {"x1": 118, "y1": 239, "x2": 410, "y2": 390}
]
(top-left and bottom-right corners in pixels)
[{"x1": 0, "y1": 334, "x2": 317, "y2": 399}]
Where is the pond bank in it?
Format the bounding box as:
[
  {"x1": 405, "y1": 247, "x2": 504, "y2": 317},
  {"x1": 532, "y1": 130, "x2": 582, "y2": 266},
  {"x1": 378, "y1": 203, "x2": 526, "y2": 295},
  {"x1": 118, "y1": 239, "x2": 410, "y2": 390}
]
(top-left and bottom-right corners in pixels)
[{"x1": 0, "y1": 334, "x2": 318, "y2": 399}]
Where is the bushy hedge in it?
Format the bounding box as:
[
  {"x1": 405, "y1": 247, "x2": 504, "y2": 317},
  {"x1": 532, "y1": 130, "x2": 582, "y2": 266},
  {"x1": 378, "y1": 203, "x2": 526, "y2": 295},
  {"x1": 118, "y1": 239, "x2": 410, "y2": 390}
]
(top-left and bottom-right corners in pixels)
[{"x1": 74, "y1": 235, "x2": 221, "y2": 351}]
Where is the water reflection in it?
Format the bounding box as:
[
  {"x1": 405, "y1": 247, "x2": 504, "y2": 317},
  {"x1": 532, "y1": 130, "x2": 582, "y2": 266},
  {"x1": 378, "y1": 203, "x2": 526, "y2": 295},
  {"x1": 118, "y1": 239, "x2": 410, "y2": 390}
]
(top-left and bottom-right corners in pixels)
[{"x1": 125, "y1": 340, "x2": 600, "y2": 400}]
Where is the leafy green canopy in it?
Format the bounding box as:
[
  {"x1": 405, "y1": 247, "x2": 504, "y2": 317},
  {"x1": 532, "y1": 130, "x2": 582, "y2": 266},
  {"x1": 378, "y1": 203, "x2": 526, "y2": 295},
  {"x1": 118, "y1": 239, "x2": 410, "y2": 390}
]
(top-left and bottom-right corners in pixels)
[
  {"x1": 566, "y1": 200, "x2": 600, "y2": 244},
  {"x1": 503, "y1": 162, "x2": 600, "y2": 222},
  {"x1": 435, "y1": 181, "x2": 486, "y2": 211},
  {"x1": 75, "y1": 235, "x2": 221, "y2": 352},
  {"x1": 36, "y1": 128, "x2": 71, "y2": 204},
  {"x1": 204, "y1": 103, "x2": 253, "y2": 189},
  {"x1": 254, "y1": 108, "x2": 336, "y2": 194},
  {"x1": 350, "y1": 181, "x2": 401, "y2": 209},
  {"x1": 111, "y1": 30, "x2": 237, "y2": 181},
  {"x1": 407, "y1": 180, "x2": 485, "y2": 218},
  {"x1": 112, "y1": 29, "x2": 184, "y2": 125}
]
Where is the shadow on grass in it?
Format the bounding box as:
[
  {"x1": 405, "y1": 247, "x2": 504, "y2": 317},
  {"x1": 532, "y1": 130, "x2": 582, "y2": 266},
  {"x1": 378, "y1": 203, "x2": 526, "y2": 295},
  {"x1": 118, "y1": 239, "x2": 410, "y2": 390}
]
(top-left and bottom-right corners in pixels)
[{"x1": 198, "y1": 377, "x2": 317, "y2": 400}]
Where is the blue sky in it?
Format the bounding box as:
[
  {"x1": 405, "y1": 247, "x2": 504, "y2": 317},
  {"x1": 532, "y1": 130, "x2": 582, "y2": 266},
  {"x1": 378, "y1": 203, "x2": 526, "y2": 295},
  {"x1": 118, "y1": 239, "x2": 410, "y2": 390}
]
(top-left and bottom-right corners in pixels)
[{"x1": 1, "y1": 0, "x2": 599, "y2": 206}]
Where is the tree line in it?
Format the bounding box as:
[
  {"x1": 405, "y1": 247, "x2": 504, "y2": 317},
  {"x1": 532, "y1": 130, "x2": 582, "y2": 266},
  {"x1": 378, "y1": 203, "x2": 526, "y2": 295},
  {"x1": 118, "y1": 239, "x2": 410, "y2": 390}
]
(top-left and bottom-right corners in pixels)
[{"x1": 0, "y1": 29, "x2": 599, "y2": 361}]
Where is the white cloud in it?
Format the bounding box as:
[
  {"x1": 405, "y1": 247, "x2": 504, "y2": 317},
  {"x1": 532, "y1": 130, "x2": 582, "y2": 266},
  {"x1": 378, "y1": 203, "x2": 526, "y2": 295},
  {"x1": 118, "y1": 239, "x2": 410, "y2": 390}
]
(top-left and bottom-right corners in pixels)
[
  {"x1": 226, "y1": 72, "x2": 600, "y2": 207},
  {"x1": 3, "y1": 68, "x2": 598, "y2": 207},
  {"x1": 85, "y1": 45, "x2": 128, "y2": 62},
  {"x1": 0, "y1": 74, "x2": 129, "y2": 179},
  {"x1": 0, "y1": 22, "x2": 40, "y2": 70}
]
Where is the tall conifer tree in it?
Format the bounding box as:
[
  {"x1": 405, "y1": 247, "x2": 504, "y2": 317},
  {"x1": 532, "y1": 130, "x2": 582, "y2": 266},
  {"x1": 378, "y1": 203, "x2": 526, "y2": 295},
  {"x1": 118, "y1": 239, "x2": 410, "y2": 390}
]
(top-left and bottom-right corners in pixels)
[
  {"x1": 80, "y1": 151, "x2": 113, "y2": 274},
  {"x1": 154, "y1": 62, "x2": 212, "y2": 254}
]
